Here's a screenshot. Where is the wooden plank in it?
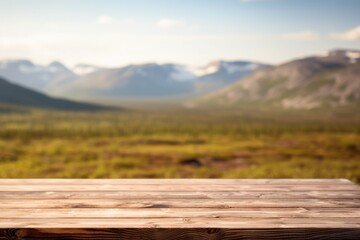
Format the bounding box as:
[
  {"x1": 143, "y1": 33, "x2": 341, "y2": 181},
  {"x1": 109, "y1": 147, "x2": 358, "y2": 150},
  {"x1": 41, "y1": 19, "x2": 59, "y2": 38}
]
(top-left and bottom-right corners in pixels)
[
  {"x1": 1, "y1": 191, "x2": 359, "y2": 199},
  {"x1": 1, "y1": 198, "x2": 359, "y2": 209},
  {"x1": 0, "y1": 178, "x2": 353, "y2": 185},
  {"x1": 0, "y1": 184, "x2": 358, "y2": 191},
  {"x1": 0, "y1": 179, "x2": 358, "y2": 235},
  {"x1": 0, "y1": 218, "x2": 359, "y2": 228},
  {"x1": 1, "y1": 228, "x2": 360, "y2": 240},
  {"x1": 1, "y1": 208, "x2": 359, "y2": 219}
]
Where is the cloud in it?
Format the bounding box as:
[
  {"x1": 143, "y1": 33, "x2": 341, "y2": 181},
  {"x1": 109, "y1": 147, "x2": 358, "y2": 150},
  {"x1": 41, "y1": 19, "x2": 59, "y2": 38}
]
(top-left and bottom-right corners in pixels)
[
  {"x1": 330, "y1": 26, "x2": 360, "y2": 41},
  {"x1": 97, "y1": 15, "x2": 113, "y2": 24},
  {"x1": 157, "y1": 18, "x2": 184, "y2": 28},
  {"x1": 281, "y1": 31, "x2": 320, "y2": 41}
]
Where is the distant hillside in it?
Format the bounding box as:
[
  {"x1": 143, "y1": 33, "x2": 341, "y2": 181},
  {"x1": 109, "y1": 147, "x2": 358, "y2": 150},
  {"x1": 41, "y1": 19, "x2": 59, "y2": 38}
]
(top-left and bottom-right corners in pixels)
[
  {"x1": 194, "y1": 61, "x2": 270, "y2": 94},
  {"x1": 48, "y1": 61, "x2": 269, "y2": 100},
  {"x1": 0, "y1": 59, "x2": 268, "y2": 101},
  {"x1": 0, "y1": 77, "x2": 105, "y2": 111},
  {"x1": 0, "y1": 60, "x2": 75, "y2": 91},
  {"x1": 193, "y1": 49, "x2": 360, "y2": 109}
]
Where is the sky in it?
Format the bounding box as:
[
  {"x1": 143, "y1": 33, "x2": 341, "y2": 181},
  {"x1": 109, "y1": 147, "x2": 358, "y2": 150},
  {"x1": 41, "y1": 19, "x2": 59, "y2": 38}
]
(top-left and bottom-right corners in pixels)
[{"x1": 0, "y1": 0, "x2": 360, "y2": 68}]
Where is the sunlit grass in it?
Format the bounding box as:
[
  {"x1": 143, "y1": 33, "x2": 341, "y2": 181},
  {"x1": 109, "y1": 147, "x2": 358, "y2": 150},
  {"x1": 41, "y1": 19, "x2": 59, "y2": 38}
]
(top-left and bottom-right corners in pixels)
[{"x1": 0, "y1": 107, "x2": 359, "y2": 182}]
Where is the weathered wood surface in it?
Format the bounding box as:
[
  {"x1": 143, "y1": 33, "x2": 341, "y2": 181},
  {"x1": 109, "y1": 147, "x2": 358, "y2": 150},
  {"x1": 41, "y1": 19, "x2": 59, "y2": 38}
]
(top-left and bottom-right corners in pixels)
[
  {"x1": 2, "y1": 228, "x2": 360, "y2": 240},
  {"x1": 0, "y1": 178, "x2": 359, "y2": 239}
]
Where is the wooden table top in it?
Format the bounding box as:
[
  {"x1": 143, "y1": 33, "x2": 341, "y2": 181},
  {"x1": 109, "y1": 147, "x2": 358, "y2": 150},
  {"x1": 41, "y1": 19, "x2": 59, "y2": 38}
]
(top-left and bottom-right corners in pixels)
[{"x1": 0, "y1": 178, "x2": 359, "y2": 230}]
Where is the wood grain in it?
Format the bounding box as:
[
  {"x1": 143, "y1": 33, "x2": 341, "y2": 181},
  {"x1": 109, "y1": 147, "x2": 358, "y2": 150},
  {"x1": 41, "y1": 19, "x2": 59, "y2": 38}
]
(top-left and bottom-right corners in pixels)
[
  {"x1": 1, "y1": 217, "x2": 360, "y2": 228},
  {"x1": 1, "y1": 198, "x2": 359, "y2": 208},
  {"x1": 0, "y1": 179, "x2": 359, "y2": 239},
  {"x1": 1, "y1": 184, "x2": 358, "y2": 191},
  {"x1": 1, "y1": 228, "x2": 360, "y2": 240},
  {"x1": 1, "y1": 191, "x2": 359, "y2": 199},
  {"x1": 2, "y1": 207, "x2": 360, "y2": 219}
]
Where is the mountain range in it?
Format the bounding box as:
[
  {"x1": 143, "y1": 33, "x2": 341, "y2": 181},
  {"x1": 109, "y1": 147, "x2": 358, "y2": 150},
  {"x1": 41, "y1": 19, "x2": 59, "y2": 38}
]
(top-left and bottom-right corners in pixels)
[
  {"x1": 193, "y1": 49, "x2": 360, "y2": 109},
  {"x1": 0, "y1": 49, "x2": 359, "y2": 110},
  {"x1": 0, "y1": 59, "x2": 269, "y2": 101},
  {"x1": 0, "y1": 60, "x2": 75, "y2": 91}
]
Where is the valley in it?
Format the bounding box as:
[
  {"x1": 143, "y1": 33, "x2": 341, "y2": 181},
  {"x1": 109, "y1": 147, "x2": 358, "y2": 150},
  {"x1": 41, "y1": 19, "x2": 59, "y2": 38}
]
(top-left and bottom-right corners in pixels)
[
  {"x1": 0, "y1": 49, "x2": 359, "y2": 182},
  {"x1": 0, "y1": 107, "x2": 359, "y2": 182}
]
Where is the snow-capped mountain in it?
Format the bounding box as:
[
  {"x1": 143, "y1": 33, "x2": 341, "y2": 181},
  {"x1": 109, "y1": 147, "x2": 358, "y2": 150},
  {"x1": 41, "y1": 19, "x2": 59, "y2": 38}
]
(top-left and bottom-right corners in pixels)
[
  {"x1": 0, "y1": 59, "x2": 268, "y2": 100},
  {"x1": 0, "y1": 60, "x2": 74, "y2": 91},
  {"x1": 194, "y1": 49, "x2": 360, "y2": 109},
  {"x1": 72, "y1": 64, "x2": 106, "y2": 76},
  {"x1": 194, "y1": 61, "x2": 269, "y2": 93},
  {"x1": 48, "y1": 61, "x2": 268, "y2": 100},
  {"x1": 48, "y1": 63, "x2": 195, "y2": 99},
  {"x1": 314, "y1": 49, "x2": 360, "y2": 64}
]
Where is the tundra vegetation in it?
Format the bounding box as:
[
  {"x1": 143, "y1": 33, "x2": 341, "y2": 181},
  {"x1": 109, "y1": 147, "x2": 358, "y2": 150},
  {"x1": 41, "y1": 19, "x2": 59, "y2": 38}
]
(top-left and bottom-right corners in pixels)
[{"x1": 0, "y1": 105, "x2": 359, "y2": 183}]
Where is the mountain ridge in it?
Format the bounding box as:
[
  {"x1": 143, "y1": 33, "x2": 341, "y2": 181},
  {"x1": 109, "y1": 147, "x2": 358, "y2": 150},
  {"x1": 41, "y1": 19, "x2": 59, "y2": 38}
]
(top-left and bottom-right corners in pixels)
[
  {"x1": 0, "y1": 59, "x2": 269, "y2": 101},
  {"x1": 192, "y1": 49, "x2": 360, "y2": 109},
  {"x1": 0, "y1": 77, "x2": 106, "y2": 111}
]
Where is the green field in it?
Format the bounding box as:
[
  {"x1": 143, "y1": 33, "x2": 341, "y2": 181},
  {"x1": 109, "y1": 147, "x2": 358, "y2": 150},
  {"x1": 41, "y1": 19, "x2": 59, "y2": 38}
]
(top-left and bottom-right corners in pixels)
[{"x1": 0, "y1": 105, "x2": 359, "y2": 183}]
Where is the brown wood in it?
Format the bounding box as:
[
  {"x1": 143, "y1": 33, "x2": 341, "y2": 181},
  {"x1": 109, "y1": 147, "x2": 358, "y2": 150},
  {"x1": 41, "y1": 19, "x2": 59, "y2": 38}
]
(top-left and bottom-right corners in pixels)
[
  {"x1": 1, "y1": 190, "x2": 359, "y2": 199},
  {"x1": 3, "y1": 207, "x2": 360, "y2": 219},
  {"x1": 0, "y1": 178, "x2": 353, "y2": 185},
  {"x1": 0, "y1": 178, "x2": 359, "y2": 239},
  {"x1": 1, "y1": 198, "x2": 360, "y2": 208},
  {"x1": 1, "y1": 217, "x2": 360, "y2": 228},
  {"x1": 1, "y1": 184, "x2": 358, "y2": 191},
  {"x1": 1, "y1": 228, "x2": 360, "y2": 240}
]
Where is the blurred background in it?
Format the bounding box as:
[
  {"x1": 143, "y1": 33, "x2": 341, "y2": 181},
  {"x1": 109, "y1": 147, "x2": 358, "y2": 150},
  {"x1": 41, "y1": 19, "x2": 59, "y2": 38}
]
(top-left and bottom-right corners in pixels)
[{"x1": 0, "y1": 0, "x2": 359, "y2": 182}]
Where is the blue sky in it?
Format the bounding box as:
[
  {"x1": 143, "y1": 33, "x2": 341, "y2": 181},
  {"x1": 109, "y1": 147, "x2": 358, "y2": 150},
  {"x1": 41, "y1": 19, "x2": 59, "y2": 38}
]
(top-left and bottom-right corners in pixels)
[{"x1": 0, "y1": 0, "x2": 359, "y2": 67}]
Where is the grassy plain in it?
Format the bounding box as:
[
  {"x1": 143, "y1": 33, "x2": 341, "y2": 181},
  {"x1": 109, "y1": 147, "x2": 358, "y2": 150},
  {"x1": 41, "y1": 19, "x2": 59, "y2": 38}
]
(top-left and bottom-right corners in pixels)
[{"x1": 0, "y1": 105, "x2": 359, "y2": 182}]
